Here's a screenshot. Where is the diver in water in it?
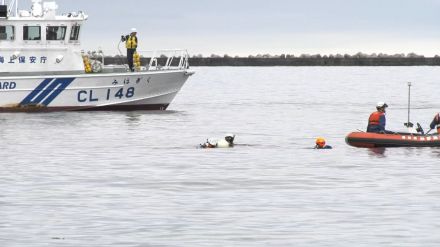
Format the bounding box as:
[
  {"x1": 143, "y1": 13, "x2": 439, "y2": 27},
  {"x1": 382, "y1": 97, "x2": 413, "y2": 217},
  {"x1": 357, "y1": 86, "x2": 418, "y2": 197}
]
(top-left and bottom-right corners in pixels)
[
  {"x1": 315, "y1": 137, "x2": 332, "y2": 149},
  {"x1": 200, "y1": 134, "x2": 235, "y2": 148}
]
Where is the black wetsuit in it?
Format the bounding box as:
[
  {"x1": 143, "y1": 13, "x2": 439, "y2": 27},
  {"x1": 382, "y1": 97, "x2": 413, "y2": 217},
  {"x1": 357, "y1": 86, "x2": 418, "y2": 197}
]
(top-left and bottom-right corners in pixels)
[{"x1": 315, "y1": 145, "x2": 333, "y2": 149}]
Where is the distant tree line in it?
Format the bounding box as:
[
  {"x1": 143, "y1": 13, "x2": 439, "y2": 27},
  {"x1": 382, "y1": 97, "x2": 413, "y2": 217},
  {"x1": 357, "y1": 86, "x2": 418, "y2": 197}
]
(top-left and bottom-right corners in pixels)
[{"x1": 104, "y1": 53, "x2": 440, "y2": 66}]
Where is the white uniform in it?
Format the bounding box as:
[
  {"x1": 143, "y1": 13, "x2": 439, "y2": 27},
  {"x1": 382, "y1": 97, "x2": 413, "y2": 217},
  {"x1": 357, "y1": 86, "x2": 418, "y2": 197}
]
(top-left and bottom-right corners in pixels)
[
  {"x1": 217, "y1": 139, "x2": 232, "y2": 148},
  {"x1": 200, "y1": 134, "x2": 235, "y2": 148}
]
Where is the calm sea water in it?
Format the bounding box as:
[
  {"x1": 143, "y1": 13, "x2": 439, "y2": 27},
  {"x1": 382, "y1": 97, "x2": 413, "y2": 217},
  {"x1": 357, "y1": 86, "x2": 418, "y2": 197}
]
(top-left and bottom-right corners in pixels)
[{"x1": 1, "y1": 67, "x2": 440, "y2": 247}]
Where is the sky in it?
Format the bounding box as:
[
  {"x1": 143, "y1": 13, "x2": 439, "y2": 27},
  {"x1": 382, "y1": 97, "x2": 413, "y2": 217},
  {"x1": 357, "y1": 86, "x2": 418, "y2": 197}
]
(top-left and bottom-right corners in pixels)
[{"x1": 21, "y1": 0, "x2": 440, "y2": 56}]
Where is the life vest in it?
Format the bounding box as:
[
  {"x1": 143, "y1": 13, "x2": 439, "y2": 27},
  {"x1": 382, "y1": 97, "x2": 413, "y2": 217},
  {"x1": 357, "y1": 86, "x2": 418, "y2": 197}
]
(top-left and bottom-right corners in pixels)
[
  {"x1": 125, "y1": 36, "x2": 138, "y2": 49},
  {"x1": 368, "y1": 111, "x2": 384, "y2": 126}
]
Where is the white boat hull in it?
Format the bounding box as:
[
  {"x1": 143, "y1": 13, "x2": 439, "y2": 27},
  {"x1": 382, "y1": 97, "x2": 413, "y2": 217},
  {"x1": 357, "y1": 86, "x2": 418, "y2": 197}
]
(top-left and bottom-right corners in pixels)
[{"x1": 0, "y1": 70, "x2": 193, "y2": 112}]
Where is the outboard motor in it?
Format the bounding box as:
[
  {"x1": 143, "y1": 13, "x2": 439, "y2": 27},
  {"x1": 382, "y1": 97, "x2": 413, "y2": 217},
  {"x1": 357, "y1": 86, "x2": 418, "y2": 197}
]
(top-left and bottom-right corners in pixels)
[{"x1": 416, "y1": 123, "x2": 424, "y2": 135}]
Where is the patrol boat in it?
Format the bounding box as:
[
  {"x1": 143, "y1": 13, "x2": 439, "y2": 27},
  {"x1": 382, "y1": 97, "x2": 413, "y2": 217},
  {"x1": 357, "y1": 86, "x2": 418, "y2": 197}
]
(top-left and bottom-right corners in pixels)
[{"x1": 0, "y1": 0, "x2": 194, "y2": 112}]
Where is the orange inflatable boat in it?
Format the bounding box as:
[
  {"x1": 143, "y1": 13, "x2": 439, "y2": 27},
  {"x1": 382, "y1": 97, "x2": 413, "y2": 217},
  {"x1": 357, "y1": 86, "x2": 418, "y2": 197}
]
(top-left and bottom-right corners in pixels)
[{"x1": 345, "y1": 132, "x2": 440, "y2": 148}]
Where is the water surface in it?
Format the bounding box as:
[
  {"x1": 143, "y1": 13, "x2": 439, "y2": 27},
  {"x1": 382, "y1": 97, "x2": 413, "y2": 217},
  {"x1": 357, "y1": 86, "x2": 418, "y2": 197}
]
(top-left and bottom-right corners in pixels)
[{"x1": 1, "y1": 67, "x2": 440, "y2": 246}]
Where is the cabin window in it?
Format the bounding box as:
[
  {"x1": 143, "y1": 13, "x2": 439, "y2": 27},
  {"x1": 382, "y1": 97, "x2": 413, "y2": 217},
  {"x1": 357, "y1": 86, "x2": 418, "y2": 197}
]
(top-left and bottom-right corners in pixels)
[
  {"x1": 46, "y1": 26, "x2": 67, "y2": 41},
  {"x1": 23, "y1": 26, "x2": 41, "y2": 40},
  {"x1": 70, "y1": 25, "x2": 80, "y2": 41},
  {"x1": 0, "y1": 25, "x2": 14, "y2": 40}
]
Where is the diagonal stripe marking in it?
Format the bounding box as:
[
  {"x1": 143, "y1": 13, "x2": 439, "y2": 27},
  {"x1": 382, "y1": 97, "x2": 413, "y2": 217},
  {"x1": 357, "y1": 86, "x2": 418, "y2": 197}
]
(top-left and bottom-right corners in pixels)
[
  {"x1": 20, "y1": 78, "x2": 54, "y2": 105},
  {"x1": 41, "y1": 78, "x2": 75, "y2": 106}
]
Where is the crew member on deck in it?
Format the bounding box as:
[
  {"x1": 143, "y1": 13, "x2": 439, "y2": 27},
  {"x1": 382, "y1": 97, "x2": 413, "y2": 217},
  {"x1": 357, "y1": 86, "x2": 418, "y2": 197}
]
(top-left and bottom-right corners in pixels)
[
  {"x1": 367, "y1": 102, "x2": 393, "y2": 134},
  {"x1": 430, "y1": 113, "x2": 440, "y2": 134},
  {"x1": 121, "y1": 28, "x2": 138, "y2": 72}
]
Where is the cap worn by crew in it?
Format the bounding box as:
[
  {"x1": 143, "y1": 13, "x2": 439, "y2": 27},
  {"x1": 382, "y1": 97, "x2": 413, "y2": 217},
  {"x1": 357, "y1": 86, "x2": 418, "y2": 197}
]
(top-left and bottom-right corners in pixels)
[
  {"x1": 376, "y1": 102, "x2": 388, "y2": 109},
  {"x1": 131, "y1": 28, "x2": 137, "y2": 33}
]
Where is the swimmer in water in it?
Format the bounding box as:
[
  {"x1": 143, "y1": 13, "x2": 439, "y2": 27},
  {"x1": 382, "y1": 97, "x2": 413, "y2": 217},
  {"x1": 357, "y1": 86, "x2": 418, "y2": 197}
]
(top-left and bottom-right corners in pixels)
[
  {"x1": 200, "y1": 134, "x2": 235, "y2": 148},
  {"x1": 315, "y1": 137, "x2": 332, "y2": 149}
]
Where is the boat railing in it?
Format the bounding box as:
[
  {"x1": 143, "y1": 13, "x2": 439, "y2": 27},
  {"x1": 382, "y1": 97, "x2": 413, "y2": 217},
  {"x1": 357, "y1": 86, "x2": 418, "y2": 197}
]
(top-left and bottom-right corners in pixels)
[{"x1": 136, "y1": 49, "x2": 190, "y2": 71}]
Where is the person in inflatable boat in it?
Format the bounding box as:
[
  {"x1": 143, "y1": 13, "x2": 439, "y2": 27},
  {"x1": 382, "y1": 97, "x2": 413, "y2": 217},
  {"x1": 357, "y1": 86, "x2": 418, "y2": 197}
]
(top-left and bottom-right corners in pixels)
[
  {"x1": 200, "y1": 134, "x2": 235, "y2": 148},
  {"x1": 367, "y1": 102, "x2": 394, "y2": 134},
  {"x1": 430, "y1": 113, "x2": 440, "y2": 134},
  {"x1": 315, "y1": 137, "x2": 332, "y2": 149}
]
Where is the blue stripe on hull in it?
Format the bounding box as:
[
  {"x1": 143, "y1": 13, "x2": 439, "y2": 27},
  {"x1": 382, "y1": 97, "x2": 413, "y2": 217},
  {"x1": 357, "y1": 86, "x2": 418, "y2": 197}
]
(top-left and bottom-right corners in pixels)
[
  {"x1": 41, "y1": 78, "x2": 75, "y2": 106},
  {"x1": 20, "y1": 78, "x2": 75, "y2": 106},
  {"x1": 20, "y1": 78, "x2": 54, "y2": 105}
]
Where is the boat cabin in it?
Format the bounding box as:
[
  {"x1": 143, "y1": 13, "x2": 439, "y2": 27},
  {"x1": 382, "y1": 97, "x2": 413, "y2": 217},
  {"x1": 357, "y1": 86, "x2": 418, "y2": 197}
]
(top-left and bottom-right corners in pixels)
[{"x1": 0, "y1": 0, "x2": 88, "y2": 75}]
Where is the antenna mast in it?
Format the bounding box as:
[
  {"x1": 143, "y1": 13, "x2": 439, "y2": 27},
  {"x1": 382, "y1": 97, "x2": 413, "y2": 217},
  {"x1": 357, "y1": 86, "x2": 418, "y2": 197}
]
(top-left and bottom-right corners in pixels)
[{"x1": 6, "y1": 0, "x2": 18, "y2": 17}]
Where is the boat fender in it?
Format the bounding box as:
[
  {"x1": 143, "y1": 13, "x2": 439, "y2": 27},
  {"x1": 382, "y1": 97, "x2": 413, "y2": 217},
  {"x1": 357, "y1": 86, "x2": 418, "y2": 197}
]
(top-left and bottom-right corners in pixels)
[
  {"x1": 134, "y1": 52, "x2": 141, "y2": 71},
  {"x1": 82, "y1": 55, "x2": 92, "y2": 73}
]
